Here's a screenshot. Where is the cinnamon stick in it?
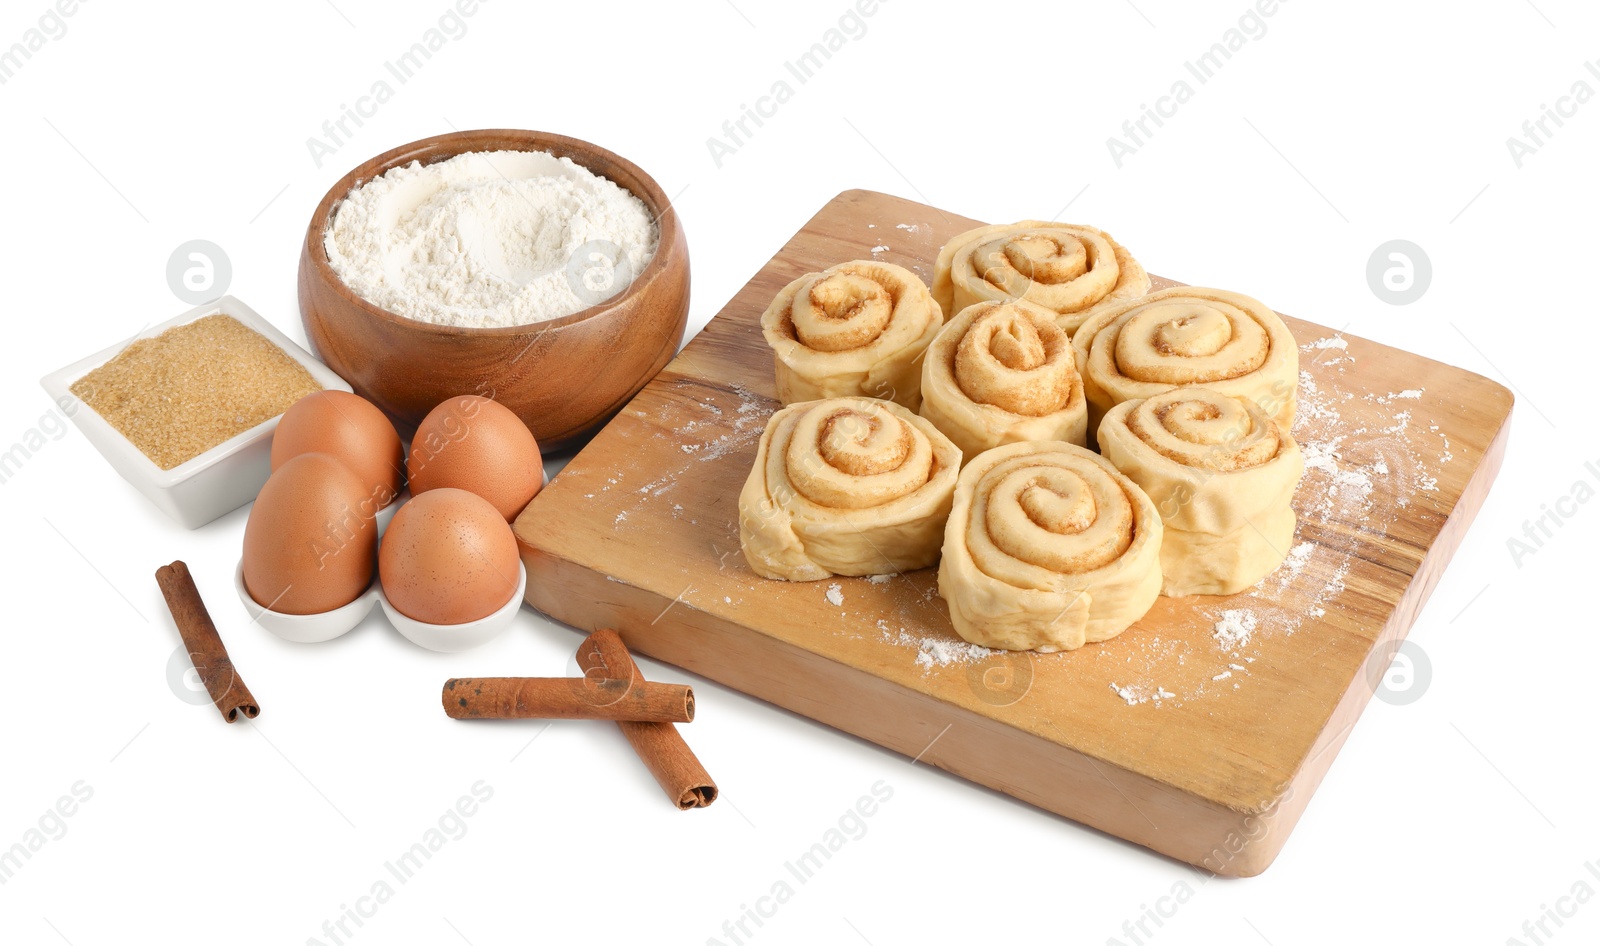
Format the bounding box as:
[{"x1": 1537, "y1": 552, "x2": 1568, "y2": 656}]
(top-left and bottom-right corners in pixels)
[
  {"x1": 442, "y1": 677, "x2": 694, "y2": 722},
  {"x1": 155, "y1": 560, "x2": 259, "y2": 723},
  {"x1": 576, "y1": 629, "x2": 717, "y2": 809}
]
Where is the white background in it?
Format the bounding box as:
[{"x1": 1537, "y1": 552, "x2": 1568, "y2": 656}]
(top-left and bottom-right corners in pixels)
[{"x1": 2, "y1": 1, "x2": 1595, "y2": 943}]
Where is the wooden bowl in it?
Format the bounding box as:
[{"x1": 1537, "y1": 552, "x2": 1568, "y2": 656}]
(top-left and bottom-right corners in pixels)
[{"x1": 298, "y1": 129, "x2": 690, "y2": 453}]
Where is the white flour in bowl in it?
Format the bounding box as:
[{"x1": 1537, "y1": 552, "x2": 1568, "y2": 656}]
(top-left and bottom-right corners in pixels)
[{"x1": 325, "y1": 150, "x2": 658, "y2": 328}]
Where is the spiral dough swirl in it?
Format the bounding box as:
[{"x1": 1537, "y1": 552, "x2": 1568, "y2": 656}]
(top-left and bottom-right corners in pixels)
[
  {"x1": 1125, "y1": 388, "x2": 1284, "y2": 472},
  {"x1": 938, "y1": 441, "x2": 1162, "y2": 652},
  {"x1": 1098, "y1": 387, "x2": 1305, "y2": 597},
  {"x1": 761, "y1": 260, "x2": 943, "y2": 412},
  {"x1": 919, "y1": 299, "x2": 1087, "y2": 459},
  {"x1": 934, "y1": 221, "x2": 1150, "y2": 336},
  {"x1": 739, "y1": 397, "x2": 961, "y2": 581},
  {"x1": 1075, "y1": 287, "x2": 1298, "y2": 436}
]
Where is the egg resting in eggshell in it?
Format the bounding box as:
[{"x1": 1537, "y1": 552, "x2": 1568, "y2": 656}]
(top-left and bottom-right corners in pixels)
[{"x1": 379, "y1": 487, "x2": 521, "y2": 625}]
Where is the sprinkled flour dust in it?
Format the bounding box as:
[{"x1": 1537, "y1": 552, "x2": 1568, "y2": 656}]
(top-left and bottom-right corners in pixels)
[
  {"x1": 1306, "y1": 334, "x2": 1353, "y2": 366},
  {"x1": 908, "y1": 634, "x2": 995, "y2": 669},
  {"x1": 1212, "y1": 610, "x2": 1258, "y2": 650},
  {"x1": 825, "y1": 583, "x2": 845, "y2": 607},
  {"x1": 1111, "y1": 681, "x2": 1178, "y2": 706},
  {"x1": 586, "y1": 381, "x2": 772, "y2": 529},
  {"x1": 1096, "y1": 632, "x2": 1194, "y2": 706},
  {"x1": 872, "y1": 619, "x2": 1001, "y2": 669},
  {"x1": 685, "y1": 384, "x2": 768, "y2": 464},
  {"x1": 1282, "y1": 542, "x2": 1315, "y2": 580}
]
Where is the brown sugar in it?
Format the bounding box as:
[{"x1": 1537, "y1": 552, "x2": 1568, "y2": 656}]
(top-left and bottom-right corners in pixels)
[{"x1": 71, "y1": 315, "x2": 323, "y2": 470}]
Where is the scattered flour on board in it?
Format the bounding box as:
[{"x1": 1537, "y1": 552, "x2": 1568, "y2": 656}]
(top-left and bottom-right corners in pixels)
[
  {"x1": 870, "y1": 244, "x2": 890, "y2": 254},
  {"x1": 1304, "y1": 334, "x2": 1353, "y2": 366},
  {"x1": 1110, "y1": 684, "x2": 1142, "y2": 705},
  {"x1": 1098, "y1": 633, "x2": 1191, "y2": 706},
  {"x1": 825, "y1": 583, "x2": 845, "y2": 607},
  {"x1": 1112, "y1": 683, "x2": 1177, "y2": 706},
  {"x1": 1297, "y1": 372, "x2": 1343, "y2": 422},
  {"x1": 1281, "y1": 542, "x2": 1314, "y2": 581},
  {"x1": 692, "y1": 384, "x2": 769, "y2": 463},
  {"x1": 603, "y1": 383, "x2": 771, "y2": 529},
  {"x1": 907, "y1": 634, "x2": 993, "y2": 670},
  {"x1": 875, "y1": 619, "x2": 1000, "y2": 670},
  {"x1": 1213, "y1": 610, "x2": 1258, "y2": 650}
]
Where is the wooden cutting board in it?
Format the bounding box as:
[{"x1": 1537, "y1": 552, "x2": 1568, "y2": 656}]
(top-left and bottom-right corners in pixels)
[{"x1": 513, "y1": 190, "x2": 1512, "y2": 875}]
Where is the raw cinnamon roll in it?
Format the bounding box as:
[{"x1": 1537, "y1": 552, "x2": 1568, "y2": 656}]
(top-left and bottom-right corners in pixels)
[
  {"x1": 1098, "y1": 388, "x2": 1304, "y2": 597},
  {"x1": 933, "y1": 221, "x2": 1149, "y2": 336},
  {"x1": 739, "y1": 397, "x2": 961, "y2": 581},
  {"x1": 1074, "y1": 287, "x2": 1298, "y2": 437},
  {"x1": 919, "y1": 299, "x2": 1087, "y2": 459},
  {"x1": 938, "y1": 441, "x2": 1163, "y2": 652},
  {"x1": 760, "y1": 260, "x2": 943, "y2": 411}
]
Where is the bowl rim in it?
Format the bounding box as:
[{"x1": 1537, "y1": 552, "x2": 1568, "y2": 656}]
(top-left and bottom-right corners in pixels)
[{"x1": 304, "y1": 127, "x2": 681, "y2": 337}]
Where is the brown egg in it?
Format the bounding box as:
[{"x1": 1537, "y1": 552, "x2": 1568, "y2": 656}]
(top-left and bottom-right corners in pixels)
[
  {"x1": 272, "y1": 390, "x2": 404, "y2": 508},
  {"x1": 379, "y1": 488, "x2": 521, "y2": 625},
  {"x1": 243, "y1": 452, "x2": 379, "y2": 614},
  {"x1": 407, "y1": 395, "x2": 542, "y2": 521}
]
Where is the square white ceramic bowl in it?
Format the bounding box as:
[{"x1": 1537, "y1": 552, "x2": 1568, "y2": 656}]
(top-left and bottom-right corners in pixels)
[{"x1": 39, "y1": 296, "x2": 351, "y2": 529}]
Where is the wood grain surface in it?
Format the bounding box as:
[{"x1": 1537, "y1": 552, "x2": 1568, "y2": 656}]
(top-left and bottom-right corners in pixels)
[{"x1": 513, "y1": 190, "x2": 1513, "y2": 875}]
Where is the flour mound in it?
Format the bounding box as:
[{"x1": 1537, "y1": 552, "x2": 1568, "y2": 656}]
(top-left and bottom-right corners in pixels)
[{"x1": 326, "y1": 150, "x2": 658, "y2": 328}]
